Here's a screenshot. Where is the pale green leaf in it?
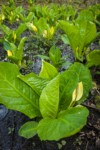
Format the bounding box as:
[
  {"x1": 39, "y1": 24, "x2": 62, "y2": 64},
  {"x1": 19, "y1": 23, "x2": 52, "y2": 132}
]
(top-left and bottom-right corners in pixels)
[
  {"x1": 39, "y1": 76, "x2": 59, "y2": 118},
  {"x1": 86, "y1": 50, "x2": 100, "y2": 67},
  {"x1": 0, "y1": 24, "x2": 11, "y2": 35},
  {"x1": 49, "y1": 45, "x2": 61, "y2": 67},
  {"x1": 0, "y1": 62, "x2": 40, "y2": 118},
  {"x1": 39, "y1": 61, "x2": 58, "y2": 80},
  {"x1": 19, "y1": 121, "x2": 38, "y2": 139},
  {"x1": 76, "y1": 9, "x2": 94, "y2": 23},
  {"x1": 18, "y1": 73, "x2": 49, "y2": 95},
  {"x1": 37, "y1": 106, "x2": 89, "y2": 141}
]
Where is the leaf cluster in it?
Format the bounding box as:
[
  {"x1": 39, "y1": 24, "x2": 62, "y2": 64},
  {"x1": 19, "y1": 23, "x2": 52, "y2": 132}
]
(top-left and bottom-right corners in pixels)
[{"x1": 0, "y1": 61, "x2": 92, "y2": 140}]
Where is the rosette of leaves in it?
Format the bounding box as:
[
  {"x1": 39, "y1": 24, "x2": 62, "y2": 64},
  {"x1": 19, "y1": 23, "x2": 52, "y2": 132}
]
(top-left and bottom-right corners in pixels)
[
  {"x1": 3, "y1": 37, "x2": 27, "y2": 66},
  {"x1": 1, "y1": 4, "x2": 24, "y2": 24},
  {"x1": 36, "y1": 45, "x2": 71, "y2": 70},
  {"x1": 0, "y1": 23, "x2": 27, "y2": 44},
  {"x1": 59, "y1": 9, "x2": 97, "y2": 62},
  {"x1": 26, "y1": 18, "x2": 55, "y2": 41},
  {"x1": 0, "y1": 61, "x2": 92, "y2": 140}
]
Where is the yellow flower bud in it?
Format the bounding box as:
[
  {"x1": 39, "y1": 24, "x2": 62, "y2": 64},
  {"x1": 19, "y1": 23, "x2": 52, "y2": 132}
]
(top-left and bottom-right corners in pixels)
[
  {"x1": 49, "y1": 26, "x2": 54, "y2": 35},
  {"x1": 29, "y1": 23, "x2": 37, "y2": 32},
  {"x1": 32, "y1": 25, "x2": 38, "y2": 32},
  {"x1": 7, "y1": 50, "x2": 12, "y2": 57},
  {"x1": 43, "y1": 30, "x2": 47, "y2": 38},
  {"x1": 72, "y1": 81, "x2": 83, "y2": 101},
  {"x1": 0, "y1": 14, "x2": 5, "y2": 21},
  {"x1": 11, "y1": 11, "x2": 13, "y2": 15}
]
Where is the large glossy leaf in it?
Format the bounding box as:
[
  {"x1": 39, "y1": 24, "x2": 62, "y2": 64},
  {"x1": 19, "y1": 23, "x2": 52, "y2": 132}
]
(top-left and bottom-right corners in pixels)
[
  {"x1": 19, "y1": 121, "x2": 38, "y2": 139},
  {"x1": 49, "y1": 45, "x2": 61, "y2": 67},
  {"x1": 39, "y1": 76, "x2": 59, "y2": 118},
  {"x1": 86, "y1": 50, "x2": 100, "y2": 67},
  {"x1": 76, "y1": 9, "x2": 94, "y2": 23},
  {"x1": 37, "y1": 105, "x2": 89, "y2": 141},
  {"x1": 39, "y1": 61, "x2": 58, "y2": 80},
  {"x1": 0, "y1": 62, "x2": 40, "y2": 118},
  {"x1": 60, "y1": 62, "x2": 92, "y2": 108},
  {"x1": 59, "y1": 21, "x2": 80, "y2": 51},
  {"x1": 77, "y1": 21, "x2": 97, "y2": 47},
  {"x1": 18, "y1": 73, "x2": 49, "y2": 95}
]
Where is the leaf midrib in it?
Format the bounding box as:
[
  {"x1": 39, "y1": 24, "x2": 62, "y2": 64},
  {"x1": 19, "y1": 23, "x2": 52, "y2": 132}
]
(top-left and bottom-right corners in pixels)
[{"x1": 0, "y1": 75, "x2": 39, "y2": 110}]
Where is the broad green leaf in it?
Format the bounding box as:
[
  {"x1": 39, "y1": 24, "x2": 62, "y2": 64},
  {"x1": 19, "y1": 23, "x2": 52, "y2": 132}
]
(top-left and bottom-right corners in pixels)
[
  {"x1": 77, "y1": 21, "x2": 97, "y2": 47},
  {"x1": 60, "y1": 62, "x2": 92, "y2": 108},
  {"x1": 39, "y1": 76, "x2": 59, "y2": 118},
  {"x1": 59, "y1": 20, "x2": 81, "y2": 52},
  {"x1": 76, "y1": 9, "x2": 94, "y2": 23},
  {"x1": 61, "y1": 34, "x2": 70, "y2": 45},
  {"x1": 76, "y1": 10, "x2": 96, "y2": 48},
  {"x1": 0, "y1": 24, "x2": 11, "y2": 35},
  {"x1": 49, "y1": 45, "x2": 61, "y2": 67},
  {"x1": 18, "y1": 73, "x2": 49, "y2": 95},
  {"x1": 86, "y1": 50, "x2": 100, "y2": 67},
  {"x1": 37, "y1": 106, "x2": 89, "y2": 141},
  {"x1": 19, "y1": 121, "x2": 38, "y2": 139},
  {"x1": 0, "y1": 62, "x2": 40, "y2": 118},
  {"x1": 39, "y1": 61, "x2": 58, "y2": 80}
]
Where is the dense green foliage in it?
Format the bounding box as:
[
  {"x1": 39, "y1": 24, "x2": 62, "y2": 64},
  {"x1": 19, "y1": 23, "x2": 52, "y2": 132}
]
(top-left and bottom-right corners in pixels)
[{"x1": 0, "y1": 61, "x2": 92, "y2": 140}]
